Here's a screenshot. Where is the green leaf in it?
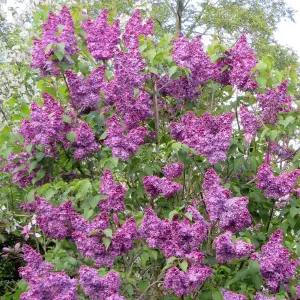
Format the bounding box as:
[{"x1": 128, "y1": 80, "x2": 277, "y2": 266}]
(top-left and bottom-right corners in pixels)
[
  {"x1": 35, "y1": 152, "x2": 45, "y2": 162},
  {"x1": 138, "y1": 281, "x2": 148, "y2": 292},
  {"x1": 249, "y1": 260, "x2": 260, "y2": 275},
  {"x1": 290, "y1": 207, "x2": 300, "y2": 218},
  {"x1": 102, "y1": 237, "x2": 111, "y2": 250},
  {"x1": 67, "y1": 131, "x2": 76, "y2": 143},
  {"x1": 57, "y1": 43, "x2": 65, "y2": 53},
  {"x1": 179, "y1": 261, "x2": 188, "y2": 272},
  {"x1": 54, "y1": 50, "x2": 64, "y2": 61},
  {"x1": 149, "y1": 66, "x2": 158, "y2": 74},
  {"x1": 278, "y1": 116, "x2": 295, "y2": 128},
  {"x1": 110, "y1": 157, "x2": 119, "y2": 167},
  {"x1": 171, "y1": 70, "x2": 182, "y2": 80},
  {"x1": 44, "y1": 43, "x2": 53, "y2": 53},
  {"x1": 256, "y1": 77, "x2": 267, "y2": 88},
  {"x1": 88, "y1": 195, "x2": 106, "y2": 209},
  {"x1": 256, "y1": 61, "x2": 267, "y2": 72},
  {"x1": 63, "y1": 114, "x2": 72, "y2": 123},
  {"x1": 29, "y1": 160, "x2": 38, "y2": 173},
  {"x1": 169, "y1": 210, "x2": 178, "y2": 221},
  {"x1": 103, "y1": 228, "x2": 113, "y2": 238},
  {"x1": 171, "y1": 142, "x2": 182, "y2": 153},
  {"x1": 168, "y1": 66, "x2": 178, "y2": 78},
  {"x1": 212, "y1": 291, "x2": 223, "y2": 300},
  {"x1": 78, "y1": 61, "x2": 89, "y2": 75},
  {"x1": 184, "y1": 212, "x2": 193, "y2": 221},
  {"x1": 269, "y1": 130, "x2": 278, "y2": 141},
  {"x1": 147, "y1": 49, "x2": 156, "y2": 62},
  {"x1": 100, "y1": 132, "x2": 107, "y2": 140}
]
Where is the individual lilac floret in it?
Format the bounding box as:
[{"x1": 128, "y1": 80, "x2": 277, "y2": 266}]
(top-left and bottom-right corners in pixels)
[
  {"x1": 254, "y1": 293, "x2": 276, "y2": 300},
  {"x1": 31, "y1": 6, "x2": 78, "y2": 76},
  {"x1": 72, "y1": 120, "x2": 99, "y2": 159},
  {"x1": 240, "y1": 105, "x2": 262, "y2": 144},
  {"x1": 222, "y1": 289, "x2": 247, "y2": 300},
  {"x1": 104, "y1": 115, "x2": 147, "y2": 161},
  {"x1": 81, "y1": 9, "x2": 120, "y2": 61},
  {"x1": 257, "y1": 81, "x2": 293, "y2": 124},
  {"x1": 123, "y1": 9, "x2": 153, "y2": 50},
  {"x1": 251, "y1": 229, "x2": 299, "y2": 292},
  {"x1": 143, "y1": 176, "x2": 183, "y2": 199},
  {"x1": 214, "y1": 231, "x2": 254, "y2": 263},
  {"x1": 202, "y1": 169, "x2": 251, "y2": 233},
  {"x1": 257, "y1": 163, "x2": 300, "y2": 199},
  {"x1": 228, "y1": 34, "x2": 258, "y2": 91},
  {"x1": 162, "y1": 162, "x2": 184, "y2": 180},
  {"x1": 170, "y1": 112, "x2": 234, "y2": 165},
  {"x1": 78, "y1": 266, "x2": 124, "y2": 300},
  {"x1": 139, "y1": 208, "x2": 209, "y2": 259},
  {"x1": 99, "y1": 169, "x2": 126, "y2": 212},
  {"x1": 19, "y1": 245, "x2": 78, "y2": 300},
  {"x1": 65, "y1": 66, "x2": 106, "y2": 110}
]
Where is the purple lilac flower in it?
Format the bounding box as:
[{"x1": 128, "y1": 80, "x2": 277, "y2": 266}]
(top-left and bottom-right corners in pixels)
[
  {"x1": 2, "y1": 152, "x2": 46, "y2": 188},
  {"x1": 104, "y1": 115, "x2": 147, "y2": 161},
  {"x1": 203, "y1": 169, "x2": 251, "y2": 233},
  {"x1": 123, "y1": 9, "x2": 153, "y2": 50},
  {"x1": 140, "y1": 207, "x2": 209, "y2": 259},
  {"x1": 170, "y1": 111, "x2": 234, "y2": 165},
  {"x1": 257, "y1": 81, "x2": 293, "y2": 124},
  {"x1": 222, "y1": 289, "x2": 247, "y2": 300},
  {"x1": 20, "y1": 196, "x2": 88, "y2": 240},
  {"x1": 164, "y1": 264, "x2": 212, "y2": 296},
  {"x1": 99, "y1": 169, "x2": 126, "y2": 212},
  {"x1": 31, "y1": 6, "x2": 78, "y2": 76},
  {"x1": 72, "y1": 120, "x2": 99, "y2": 159},
  {"x1": 214, "y1": 231, "x2": 254, "y2": 263},
  {"x1": 143, "y1": 176, "x2": 183, "y2": 199},
  {"x1": 240, "y1": 105, "x2": 262, "y2": 144},
  {"x1": 257, "y1": 163, "x2": 300, "y2": 199},
  {"x1": 81, "y1": 9, "x2": 120, "y2": 61},
  {"x1": 162, "y1": 162, "x2": 184, "y2": 180},
  {"x1": 228, "y1": 34, "x2": 258, "y2": 91},
  {"x1": 78, "y1": 266, "x2": 124, "y2": 300},
  {"x1": 19, "y1": 93, "x2": 69, "y2": 156},
  {"x1": 65, "y1": 66, "x2": 106, "y2": 110},
  {"x1": 254, "y1": 293, "x2": 276, "y2": 300},
  {"x1": 115, "y1": 90, "x2": 153, "y2": 131},
  {"x1": 251, "y1": 229, "x2": 299, "y2": 292},
  {"x1": 19, "y1": 245, "x2": 78, "y2": 300},
  {"x1": 73, "y1": 217, "x2": 138, "y2": 267}
]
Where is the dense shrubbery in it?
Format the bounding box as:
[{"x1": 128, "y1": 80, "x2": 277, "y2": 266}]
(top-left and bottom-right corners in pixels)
[{"x1": 0, "y1": 5, "x2": 300, "y2": 300}]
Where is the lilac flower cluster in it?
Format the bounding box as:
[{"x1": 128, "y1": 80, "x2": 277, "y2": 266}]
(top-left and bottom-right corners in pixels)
[
  {"x1": 227, "y1": 34, "x2": 258, "y2": 91},
  {"x1": 270, "y1": 141, "x2": 295, "y2": 161},
  {"x1": 72, "y1": 120, "x2": 99, "y2": 159},
  {"x1": 78, "y1": 266, "x2": 124, "y2": 300},
  {"x1": 31, "y1": 6, "x2": 78, "y2": 76},
  {"x1": 20, "y1": 196, "x2": 88, "y2": 240},
  {"x1": 139, "y1": 207, "x2": 209, "y2": 258},
  {"x1": 73, "y1": 217, "x2": 139, "y2": 267},
  {"x1": 257, "y1": 81, "x2": 293, "y2": 124},
  {"x1": 251, "y1": 229, "x2": 299, "y2": 291},
  {"x1": 99, "y1": 169, "x2": 126, "y2": 212},
  {"x1": 202, "y1": 169, "x2": 251, "y2": 233},
  {"x1": 123, "y1": 9, "x2": 153, "y2": 50},
  {"x1": 256, "y1": 163, "x2": 300, "y2": 199},
  {"x1": 164, "y1": 262, "x2": 212, "y2": 296},
  {"x1": 19, "y1": 93, "x2": 69, "y2": 156},
  {"x1": 82, "y1": 9, "x2": 120, "y2": 61},
  {"x1": 65, "y1": 66, "x2": 106, "y2": 110},
  {"x1": 19, "y1": 245, "x2": 78, "y2": 300},
  {"x1": 170, "y1": 112, "x2": 234, "y2": 165},
  {"x1": 214, "y1": 231, "x2": 254, "y2": 263},
  {"x1": 162, "y1": 162, "x2": 184, "y2": 180},
  {"x1": 104, "y1": 115, "x2": 147, "y2": 161},
  {"x1": 239, "y1": 105, "x2": 262, "y2": 144},
  {"x1": 2, "y1": 152, "x2": 45, "y2": 188},
  {"x1": 115, "y1": 90, "x2": 153, "y2": 131},
  {"x1": 221, "y1": 289, "x2": 247, "y2": 300},
  {"x1": 143, "y1": 176, "x2": 182, "y2": 199},
  {"x1": 254, "y1": 293, "x2": 276, "y2": 300}
]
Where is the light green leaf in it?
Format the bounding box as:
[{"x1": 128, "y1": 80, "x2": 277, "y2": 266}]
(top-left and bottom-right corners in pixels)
[
  {"x1": 102, "y1": 237, "x2": 111, "y2": 250},
  {"x1": 179, "y1": 261, "x2": 188, "y2": 272},
  {"x1": 168, "y1": 66, "x2": 178, "y2": 78},
  {"x1": 103, "y1": 228, "x2": 113, "y2": 238},
  {"x1": 67, "y1": 131, "x2": 76, "y2": 143}
]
